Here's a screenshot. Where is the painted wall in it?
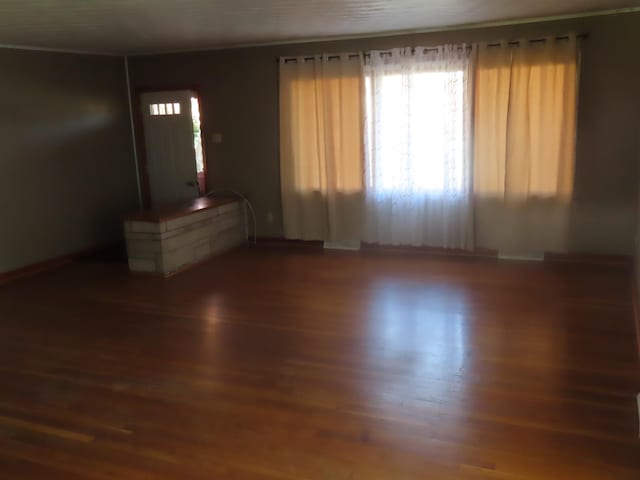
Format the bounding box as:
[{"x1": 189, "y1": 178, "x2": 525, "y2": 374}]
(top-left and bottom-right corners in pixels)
[
  {"x1": 0, "y1": 49, "x2": 139, "y2": 273},
  {"x1": 128, "y1": 12, "x2": 640, "y2": 254}
]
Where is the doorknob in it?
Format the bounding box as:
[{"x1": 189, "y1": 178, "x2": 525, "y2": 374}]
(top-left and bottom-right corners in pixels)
[{"x1": 186, "y1": 180, "x2": 196, "y2": 187}]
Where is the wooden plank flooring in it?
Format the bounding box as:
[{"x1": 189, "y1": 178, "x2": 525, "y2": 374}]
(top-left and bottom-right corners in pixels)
[{"x1": 0, "y1": 246, "x2": 639, "y2": 479}]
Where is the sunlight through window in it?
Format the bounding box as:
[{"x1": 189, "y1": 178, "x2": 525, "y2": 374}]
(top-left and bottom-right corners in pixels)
[{"x1": 365, "y1": 70, "x2": 465, "y2": 194}]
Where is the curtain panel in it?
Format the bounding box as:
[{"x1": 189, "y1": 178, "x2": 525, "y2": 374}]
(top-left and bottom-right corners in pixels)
[
  {"x1": 279, "y1": 54, "x2": 365, "y2": 241},
  {"x1": 473, "y1": 35, "x2": 579, "y2": 255},
  {"x1": 474, "y1": 35, "x2": 578, "y2": 201},
  {"x1": 362, "y1": 45, "x2": 477, "y2": 249}
]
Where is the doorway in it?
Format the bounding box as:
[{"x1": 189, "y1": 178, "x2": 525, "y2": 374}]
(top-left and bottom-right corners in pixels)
[{"x1": 138, "y1": 89, "x2": 207, "y2": 207}]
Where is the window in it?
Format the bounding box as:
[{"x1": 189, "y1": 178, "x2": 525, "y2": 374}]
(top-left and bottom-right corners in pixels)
[
  {"x1": 361, "y1": 48, "x2": 474, "y2": 248},
  {"x1": 363, "y1": 50, "x2": 471, "y2": 202},
  {"x1": 278, "y1": 40, "x2": 577, "y2": 250},
  {"x1": 149, "y1": 102, "x2": 182, "y2": 116},
  {"x1": 364, "y1": 68, "x2": 466, "y2": 194},
  {"x1": 190, "y1": 97, "x2": 204, "y2": 176}
]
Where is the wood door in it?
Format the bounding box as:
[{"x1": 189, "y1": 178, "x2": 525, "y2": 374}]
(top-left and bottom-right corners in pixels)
[{"x1": 140, "y1": 90, "x2": 199, "y2": 207}]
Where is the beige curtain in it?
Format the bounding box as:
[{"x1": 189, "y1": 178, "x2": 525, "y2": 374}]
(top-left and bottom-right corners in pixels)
[
  {"x1": 473, "y1": 35, "x2": 579, "y2": 255},
  {"x1": 474, "y1": 35, "x2": 578, "y2": 200},
  {"x1": 279, "y1": 54, "x2": 364, "y2": 241}
]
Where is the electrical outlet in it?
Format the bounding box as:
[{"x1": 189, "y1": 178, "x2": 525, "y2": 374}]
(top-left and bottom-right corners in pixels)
[{"x1": 211, "y1": 132, "x2": 223, "y2": 144}]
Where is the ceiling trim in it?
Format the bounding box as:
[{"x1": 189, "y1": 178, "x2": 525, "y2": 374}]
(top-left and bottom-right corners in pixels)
[
  {"x1": 0, "y1": 6, "x2": 638, "y2": 57},
  {"x1": 131, "y1": 6, "x2": 640, "y2": 56},
  {"x1": 0, "y1": 42, "x2": 117, "y2": 56}
]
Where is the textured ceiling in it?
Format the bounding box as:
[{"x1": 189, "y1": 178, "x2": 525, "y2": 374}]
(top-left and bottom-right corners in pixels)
[{"x1": 0, "y1": 0, "x2": 638, "y2": 55}]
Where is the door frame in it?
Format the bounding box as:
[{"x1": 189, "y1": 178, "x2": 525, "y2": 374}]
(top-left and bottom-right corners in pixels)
[{"x1": 133, "y1": 85, "x2": 209, "y2": 209}]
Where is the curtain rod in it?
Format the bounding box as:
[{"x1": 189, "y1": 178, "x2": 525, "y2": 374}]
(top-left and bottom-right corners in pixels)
[{"x1": 279, "y1": 33, "x2": 588, "y2": 63}]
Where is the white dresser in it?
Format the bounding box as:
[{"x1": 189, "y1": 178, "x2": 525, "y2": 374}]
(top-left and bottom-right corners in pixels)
[{"x1": 124, "y1": 197, "x2": 246, "y2": 276}]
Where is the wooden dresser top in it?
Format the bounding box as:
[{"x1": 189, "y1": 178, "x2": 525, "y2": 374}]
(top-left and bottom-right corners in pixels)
[{"x1": 124, "y1": 196, "x2": 240, "y2": 223}]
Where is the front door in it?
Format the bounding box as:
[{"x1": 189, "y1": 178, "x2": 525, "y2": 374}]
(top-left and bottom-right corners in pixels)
[{"x1": 140, "y1": 90, "x2": 200, "y2": 207}]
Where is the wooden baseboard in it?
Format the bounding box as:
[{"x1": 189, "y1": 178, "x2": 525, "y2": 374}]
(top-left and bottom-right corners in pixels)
[
  {"x1": 544, "y1": 252, "x2": 633, "y2": 267},
  {"x1": 253, "y1": 238, "x2": 635, "y2": 267},
  {"x1": 254, "y1": 237, "x2": 324, "y2": 249},
  {"x1": 0, "y1": 256, "x2": 73, "y2": 286},
  {"x1": 253, "y1": 237, "x2": 497, "y2": 259},
  {"x1": 361, "y1": 243, "x2": 498, "y2": 259},
  {"x1": 631, "y1": 262, "x2": 640, "y2": 360},
  {"x1": 0, "y1": 243, "x2": 122, "y2": 286}
]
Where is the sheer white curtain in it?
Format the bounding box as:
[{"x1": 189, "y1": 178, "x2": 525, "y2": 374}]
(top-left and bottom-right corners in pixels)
[{"x1": 363, "y1": 45, "x2": 476, "y2": 249}]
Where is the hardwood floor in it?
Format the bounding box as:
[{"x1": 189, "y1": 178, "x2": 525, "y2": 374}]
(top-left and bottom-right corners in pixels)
[{"x1": 0, "y1": 246, "x2": 638, "y2": 479}]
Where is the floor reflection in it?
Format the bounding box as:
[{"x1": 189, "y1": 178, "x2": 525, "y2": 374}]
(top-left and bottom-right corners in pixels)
[{"x1": 365, "y1": 279, "x2": 470, "y2": 414}]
